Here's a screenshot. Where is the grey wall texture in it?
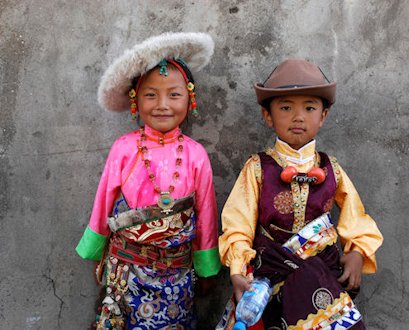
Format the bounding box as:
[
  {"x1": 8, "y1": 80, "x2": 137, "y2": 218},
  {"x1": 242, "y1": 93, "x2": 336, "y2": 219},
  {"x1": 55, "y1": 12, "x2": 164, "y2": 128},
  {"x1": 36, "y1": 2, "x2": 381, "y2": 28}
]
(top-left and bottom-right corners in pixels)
[{"x1": 1, "y1": 0, "x2": 408, "y2": 329}]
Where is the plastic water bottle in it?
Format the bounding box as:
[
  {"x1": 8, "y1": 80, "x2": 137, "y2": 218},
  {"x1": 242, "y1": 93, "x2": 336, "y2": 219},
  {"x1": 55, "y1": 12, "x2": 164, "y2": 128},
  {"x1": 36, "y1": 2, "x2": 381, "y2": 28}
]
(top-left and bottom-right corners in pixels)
[{"x1": 233, "y1": 277, "x2": 272, "y2": 330}]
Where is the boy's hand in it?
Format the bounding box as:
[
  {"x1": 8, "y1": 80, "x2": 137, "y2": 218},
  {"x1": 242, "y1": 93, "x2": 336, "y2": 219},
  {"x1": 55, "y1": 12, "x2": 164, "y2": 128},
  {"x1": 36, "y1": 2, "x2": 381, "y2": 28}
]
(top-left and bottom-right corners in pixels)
[
  {"x1": 337, "y1": 251, "x2": 364, "y2": 291},
  {"x1": 231, "y1": 274, "x2": 253, "y2": 302}
]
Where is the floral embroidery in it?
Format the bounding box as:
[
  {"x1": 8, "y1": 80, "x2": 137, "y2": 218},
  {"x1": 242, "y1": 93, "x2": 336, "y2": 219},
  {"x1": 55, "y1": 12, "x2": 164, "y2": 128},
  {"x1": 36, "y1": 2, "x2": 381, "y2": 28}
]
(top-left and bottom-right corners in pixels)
[
  {"x1": 312, "y1": 288, "x2": 334, "y2": 311},
  {"x1": 273, "y1": 190, "x2": 294, "y2": 214}
]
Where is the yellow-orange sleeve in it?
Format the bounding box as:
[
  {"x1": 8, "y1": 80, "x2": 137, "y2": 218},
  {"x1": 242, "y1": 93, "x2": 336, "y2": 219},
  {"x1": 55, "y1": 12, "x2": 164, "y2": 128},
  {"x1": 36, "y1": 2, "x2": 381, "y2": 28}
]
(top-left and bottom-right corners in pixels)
[
  {"x1": 335, "y1": 165, "x2": 384, "y2": 274},
  {"x1": 219, "y1": 155, "x2": 260, "y2": 275}
]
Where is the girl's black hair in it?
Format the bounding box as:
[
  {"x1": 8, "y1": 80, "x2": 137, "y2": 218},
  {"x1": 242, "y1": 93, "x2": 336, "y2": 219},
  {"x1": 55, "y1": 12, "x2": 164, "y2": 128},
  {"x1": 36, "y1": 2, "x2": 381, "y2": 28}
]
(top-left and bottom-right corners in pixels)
[
  {"x1": 173, "y1": 58, "x2": 195, "y2": 85},
  {"x1": 130, "y1": 58, "x2": 195, "y2": 89},
  {"x1": 131, "y1": 76, "x2": 139, "y2": 89}
]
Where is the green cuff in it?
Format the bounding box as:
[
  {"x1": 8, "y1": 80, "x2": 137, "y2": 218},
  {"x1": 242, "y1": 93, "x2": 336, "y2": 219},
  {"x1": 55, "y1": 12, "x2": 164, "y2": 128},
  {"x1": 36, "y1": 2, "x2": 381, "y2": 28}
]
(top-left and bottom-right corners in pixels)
[
  {"x1": 75, "y1": 227, "x2": 108, "y2": 261},
  {"x1": 193, "y1": 247, "x2": 221, "y2": 278}
]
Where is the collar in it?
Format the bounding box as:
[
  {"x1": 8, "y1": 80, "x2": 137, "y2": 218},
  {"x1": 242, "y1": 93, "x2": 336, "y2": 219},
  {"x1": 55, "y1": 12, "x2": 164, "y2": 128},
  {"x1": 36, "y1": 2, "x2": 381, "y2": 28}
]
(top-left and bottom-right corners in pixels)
[
  {"x1": 143, "y1": 125, "x2": 181, "y2": 144},
  {"x1": 274, "y1": 138, "x2": 316, "y2": 165}
]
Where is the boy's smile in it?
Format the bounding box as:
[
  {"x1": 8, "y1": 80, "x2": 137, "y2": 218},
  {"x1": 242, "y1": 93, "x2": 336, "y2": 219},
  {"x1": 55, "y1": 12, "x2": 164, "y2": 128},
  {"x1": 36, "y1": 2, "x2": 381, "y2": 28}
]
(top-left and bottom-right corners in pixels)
[
  {"x1": 137, "y1": 67, "x2": 189, "y2": 134},
  {"x1": 262, "y1": 95, "x2": 328, "y2": 150}
]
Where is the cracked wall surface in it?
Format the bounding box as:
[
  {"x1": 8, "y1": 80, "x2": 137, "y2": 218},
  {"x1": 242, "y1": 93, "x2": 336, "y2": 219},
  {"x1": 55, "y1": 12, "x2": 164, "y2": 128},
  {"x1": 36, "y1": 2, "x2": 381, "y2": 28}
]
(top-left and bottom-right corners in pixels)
[{"x1": 1, "y1": 0, "x2": 408, "y2": 329}]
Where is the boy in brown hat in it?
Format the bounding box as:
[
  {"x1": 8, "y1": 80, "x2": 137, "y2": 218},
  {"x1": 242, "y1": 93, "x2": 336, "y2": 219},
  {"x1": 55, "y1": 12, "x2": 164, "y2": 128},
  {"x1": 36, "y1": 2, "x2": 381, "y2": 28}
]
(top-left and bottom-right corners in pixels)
[{"x1": 218, "y1": 59, "x2": 383, "y2": 329}]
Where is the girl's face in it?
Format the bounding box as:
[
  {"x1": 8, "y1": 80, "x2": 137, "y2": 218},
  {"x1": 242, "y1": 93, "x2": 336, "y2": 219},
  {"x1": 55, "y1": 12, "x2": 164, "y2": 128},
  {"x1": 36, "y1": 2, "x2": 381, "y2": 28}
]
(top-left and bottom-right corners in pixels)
[
  {"x1": 262, "y1": 95, "x2": 328, "y2": 150},
  {"x1": 137, "y1": 66, "x2": 189, "y2": 134}
]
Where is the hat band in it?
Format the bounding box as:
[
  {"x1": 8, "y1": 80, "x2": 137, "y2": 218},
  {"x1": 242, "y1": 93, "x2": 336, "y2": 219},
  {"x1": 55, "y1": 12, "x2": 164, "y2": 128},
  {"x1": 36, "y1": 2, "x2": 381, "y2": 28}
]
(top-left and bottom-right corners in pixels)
[
  {"x1": 167, "y1": 59, "x2": 190, "y2": 84},
  {"x1": 275, "y1": 84, "x2": 308, "y2": 89}
]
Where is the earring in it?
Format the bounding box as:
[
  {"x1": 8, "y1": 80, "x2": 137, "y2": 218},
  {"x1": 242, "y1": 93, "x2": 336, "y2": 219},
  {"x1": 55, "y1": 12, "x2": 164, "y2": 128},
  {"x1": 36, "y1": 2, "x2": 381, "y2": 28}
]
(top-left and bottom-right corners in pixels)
[
  {"x1": 187, "y1": 82, "x2": 198, "y2": 117},
  {"x1": 129, "y1": 89, "x2": 138, "y2": 120}
]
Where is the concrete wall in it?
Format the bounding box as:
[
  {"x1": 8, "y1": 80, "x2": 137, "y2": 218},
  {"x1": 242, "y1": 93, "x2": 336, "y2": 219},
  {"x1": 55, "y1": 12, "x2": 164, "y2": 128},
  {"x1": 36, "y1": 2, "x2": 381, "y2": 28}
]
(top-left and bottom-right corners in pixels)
[{"x1": 1, "y1": 0, "x2": 408, "y2": 329}]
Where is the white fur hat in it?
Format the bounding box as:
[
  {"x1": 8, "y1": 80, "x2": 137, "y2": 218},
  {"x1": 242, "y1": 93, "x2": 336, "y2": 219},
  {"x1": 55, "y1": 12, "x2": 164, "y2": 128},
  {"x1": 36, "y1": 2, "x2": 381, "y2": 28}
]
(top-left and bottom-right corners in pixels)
[{"x1": 98, "y1": 32, "x2": 215, "y2": 112}]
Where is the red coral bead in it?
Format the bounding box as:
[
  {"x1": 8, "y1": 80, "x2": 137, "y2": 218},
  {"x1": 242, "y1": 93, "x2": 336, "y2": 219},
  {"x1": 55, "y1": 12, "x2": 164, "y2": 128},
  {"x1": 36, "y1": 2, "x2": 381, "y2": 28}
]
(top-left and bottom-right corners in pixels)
[
  {"x1": 307, "y1": 167, "x2": 326, "y2": 184},
  {"x1": 280, "y1": 166, "x2": 298, "y2": 183}
]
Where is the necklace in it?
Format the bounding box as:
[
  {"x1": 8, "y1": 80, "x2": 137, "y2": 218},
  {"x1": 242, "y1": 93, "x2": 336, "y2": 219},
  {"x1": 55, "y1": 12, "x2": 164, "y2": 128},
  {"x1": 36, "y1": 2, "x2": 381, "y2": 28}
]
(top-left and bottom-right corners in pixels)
[
  {"x1": 266, "y1": 148, "x2": 325, "y2": 184},
  {"x1": 138, "y1": 126, "x2": 184, "y2": 214}
]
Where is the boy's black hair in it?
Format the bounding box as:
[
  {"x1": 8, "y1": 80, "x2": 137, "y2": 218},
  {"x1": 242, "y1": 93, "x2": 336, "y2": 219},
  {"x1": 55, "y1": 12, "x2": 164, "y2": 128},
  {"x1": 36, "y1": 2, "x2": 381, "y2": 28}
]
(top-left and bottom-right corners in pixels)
[{"x1": 263, "y1": 97, "x2": 330, "y2": 113}]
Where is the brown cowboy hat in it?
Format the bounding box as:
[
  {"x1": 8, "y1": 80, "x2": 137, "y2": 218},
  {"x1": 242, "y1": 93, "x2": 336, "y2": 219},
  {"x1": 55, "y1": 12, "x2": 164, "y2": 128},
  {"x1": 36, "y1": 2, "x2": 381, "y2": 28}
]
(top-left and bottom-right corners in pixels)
[{"x1": 254, "y1": 58, "x2": 336, "y2": 108}]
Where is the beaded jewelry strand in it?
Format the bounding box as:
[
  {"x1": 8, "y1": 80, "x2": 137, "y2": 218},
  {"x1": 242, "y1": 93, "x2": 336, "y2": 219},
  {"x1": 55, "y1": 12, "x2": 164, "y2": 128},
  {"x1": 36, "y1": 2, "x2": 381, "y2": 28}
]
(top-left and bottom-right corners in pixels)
[{"x1": 138, "y1": 126, "x2": 184, "y2": 214}]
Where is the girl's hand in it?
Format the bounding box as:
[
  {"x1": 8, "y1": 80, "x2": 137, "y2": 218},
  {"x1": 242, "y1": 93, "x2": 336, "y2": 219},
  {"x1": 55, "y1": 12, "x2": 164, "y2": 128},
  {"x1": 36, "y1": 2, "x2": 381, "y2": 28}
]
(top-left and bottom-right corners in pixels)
[
  {"x1": 231, "y1": 274, "x2": 253, "y2": 302},
  {"x1": 337, "y1": 251, "x2": 364, "y2": 291}
]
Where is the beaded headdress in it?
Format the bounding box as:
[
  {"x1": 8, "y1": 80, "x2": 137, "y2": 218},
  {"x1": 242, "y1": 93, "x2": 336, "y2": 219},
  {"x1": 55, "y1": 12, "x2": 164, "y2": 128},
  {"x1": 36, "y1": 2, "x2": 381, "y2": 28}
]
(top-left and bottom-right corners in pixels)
[{"x1": 98, "y1": 32, "x2": 214, "y2": 113}]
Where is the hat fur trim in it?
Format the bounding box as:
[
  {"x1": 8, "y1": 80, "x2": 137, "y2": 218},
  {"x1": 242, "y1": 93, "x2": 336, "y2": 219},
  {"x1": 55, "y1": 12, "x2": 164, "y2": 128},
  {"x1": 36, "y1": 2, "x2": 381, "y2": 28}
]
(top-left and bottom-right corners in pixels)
[{"x1": 98, "y1": 32, "x2": 214, "y2": 112}]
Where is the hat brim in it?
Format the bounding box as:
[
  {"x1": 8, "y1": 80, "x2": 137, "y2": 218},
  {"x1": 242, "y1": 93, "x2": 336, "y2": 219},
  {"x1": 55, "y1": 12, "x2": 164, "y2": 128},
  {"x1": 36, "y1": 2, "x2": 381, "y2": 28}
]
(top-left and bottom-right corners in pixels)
[
  {"x1": 98, "y1": 32, "x2": 214, "y2": 112},
  {"x1": 254, "y1": 82, "x2": 336, "y2": 108}
]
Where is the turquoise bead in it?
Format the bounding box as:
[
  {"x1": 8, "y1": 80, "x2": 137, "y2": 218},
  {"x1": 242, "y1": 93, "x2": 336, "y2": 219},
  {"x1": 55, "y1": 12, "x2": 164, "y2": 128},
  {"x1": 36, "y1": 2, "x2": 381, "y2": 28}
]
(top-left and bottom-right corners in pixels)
[{"x1": 163, "y1": 198, "x2": 170, "y2": 205}]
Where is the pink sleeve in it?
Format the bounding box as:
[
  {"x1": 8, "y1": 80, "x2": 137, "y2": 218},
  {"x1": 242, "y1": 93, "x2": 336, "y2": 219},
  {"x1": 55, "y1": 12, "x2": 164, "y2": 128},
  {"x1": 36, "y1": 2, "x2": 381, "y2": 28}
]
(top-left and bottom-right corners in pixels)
[
  {"x1": 192, "y1": 148, "x2": 219, "y2": 252},
  {"x1": 88, "y1": 140, "x2": 124, "y2": 236}
]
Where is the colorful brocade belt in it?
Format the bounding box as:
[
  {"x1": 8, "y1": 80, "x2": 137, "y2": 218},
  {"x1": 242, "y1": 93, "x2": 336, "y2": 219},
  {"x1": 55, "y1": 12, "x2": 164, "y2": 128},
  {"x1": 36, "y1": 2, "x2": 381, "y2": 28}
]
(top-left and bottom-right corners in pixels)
[
  {"x1": 108, "y1": 193, "x2": 195, "y2": 232},
  {"x1": 261, "y1": 212, "x2": 338, "y2": 260},
  {"x1": 281, "y1": 212, "x2": 338, "y2": 259},
  {"x1": 108, "y1": 237, "x2": 192, "y2": 270},
  {"x1": 106, "y1": 193, "x2": 195, "y2": 270}
]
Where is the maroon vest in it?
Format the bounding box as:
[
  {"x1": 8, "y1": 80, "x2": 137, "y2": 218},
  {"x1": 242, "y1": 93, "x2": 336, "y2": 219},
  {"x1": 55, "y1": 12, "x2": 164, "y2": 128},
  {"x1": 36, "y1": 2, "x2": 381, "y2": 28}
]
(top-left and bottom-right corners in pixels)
[{"x1": 258, "y1": 152, "x2": 337, "y2": 244}]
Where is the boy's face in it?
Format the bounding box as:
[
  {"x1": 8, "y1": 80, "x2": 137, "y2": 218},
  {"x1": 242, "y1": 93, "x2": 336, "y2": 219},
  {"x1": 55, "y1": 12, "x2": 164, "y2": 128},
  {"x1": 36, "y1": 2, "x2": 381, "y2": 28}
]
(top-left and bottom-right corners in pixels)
[
  {"x1": 262, "y1": 95, "x2": 328, "y2": 150},
  {"x1": 137, "y1": 66, "x2": 189, "y2": 134}
]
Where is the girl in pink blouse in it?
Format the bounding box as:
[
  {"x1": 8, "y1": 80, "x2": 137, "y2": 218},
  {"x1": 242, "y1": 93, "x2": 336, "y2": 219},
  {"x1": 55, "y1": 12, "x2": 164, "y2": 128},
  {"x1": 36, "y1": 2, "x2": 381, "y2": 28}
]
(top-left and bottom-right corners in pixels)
[{"x1": 76, "y1": 32, "x2": 220, "y2": 330}]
